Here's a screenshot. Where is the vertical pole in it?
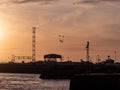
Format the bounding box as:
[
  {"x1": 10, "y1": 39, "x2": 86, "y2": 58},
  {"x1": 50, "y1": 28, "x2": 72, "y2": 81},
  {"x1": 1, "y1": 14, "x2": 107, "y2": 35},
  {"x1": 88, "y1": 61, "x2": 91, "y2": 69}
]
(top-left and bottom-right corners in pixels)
[
  {"x1": 115, "y1": 50, "x2": 116, "y2": 61},
  {"x1": 58, "y1": 35, "x2": 64, "y2": 62},
  {"x1": 86, "y1": 41, "x2": 90, "y2": 61},
  {"x1": 97, "y1": 55, "x2": 100, "y2": 62},
  {"x1": 32, "y1": 27, "x2": 36, "y2": 62}
]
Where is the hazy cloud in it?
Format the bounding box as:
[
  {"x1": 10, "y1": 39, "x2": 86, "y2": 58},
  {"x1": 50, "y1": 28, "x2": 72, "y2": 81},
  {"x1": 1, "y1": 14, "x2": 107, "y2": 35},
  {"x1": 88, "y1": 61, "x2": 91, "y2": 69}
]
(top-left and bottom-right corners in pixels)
[
  {"x1": 0, "y1": 0, "x2": 58, "y2": 5},
  {"x1": 13, "y1": 0, "x2": 57, "y2": 4},
  {"x1": 103, "y1": 24, "x2": 120, "y2": 38},
  {"x1": 74, "y1": 0, "x2": 120, "y2": 5}
]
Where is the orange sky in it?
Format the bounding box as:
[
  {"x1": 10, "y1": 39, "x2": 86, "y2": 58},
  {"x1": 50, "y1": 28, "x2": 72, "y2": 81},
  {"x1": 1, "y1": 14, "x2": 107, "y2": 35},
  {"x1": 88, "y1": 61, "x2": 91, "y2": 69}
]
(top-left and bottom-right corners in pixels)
[{"x1": 0, "y1": 0, "x2": 120, "y2": 62}]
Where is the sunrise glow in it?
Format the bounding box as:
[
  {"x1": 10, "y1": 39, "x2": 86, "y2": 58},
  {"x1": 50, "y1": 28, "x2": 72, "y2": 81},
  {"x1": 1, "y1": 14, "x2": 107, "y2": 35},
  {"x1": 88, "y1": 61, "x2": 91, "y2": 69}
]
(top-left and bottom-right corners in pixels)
[
  {"x1": 0, "y1": 0, "x2": 119, "y2": 62},
  {"x1": 0, "y1": 25, "x2": 5, "y2": 40}
]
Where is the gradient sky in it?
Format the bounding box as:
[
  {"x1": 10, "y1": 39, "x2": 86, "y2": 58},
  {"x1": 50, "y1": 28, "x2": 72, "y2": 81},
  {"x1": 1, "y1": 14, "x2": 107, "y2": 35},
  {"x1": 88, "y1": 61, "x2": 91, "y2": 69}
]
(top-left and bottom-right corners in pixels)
[{"x1": 0, "y1": 0, "x2": 120, "y2": 62}]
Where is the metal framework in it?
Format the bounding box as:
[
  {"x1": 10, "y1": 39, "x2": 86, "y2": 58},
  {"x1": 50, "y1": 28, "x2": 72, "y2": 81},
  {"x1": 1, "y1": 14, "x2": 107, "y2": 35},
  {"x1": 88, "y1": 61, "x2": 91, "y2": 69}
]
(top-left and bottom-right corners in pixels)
[
  {"x1": 11, "y1": 55, "x2": 32, "y2": 62},
  {"x1": 10, "y1": 27, "x2": 36, "y2": 63},
  {"x1": 15, "y1": 56, "x2": 32, "y2": 60},
  {"x1": 32, "y1": 27, "x2": 36, "y2": 62},
  {"x1": 59, "y1": 35, "x2": 64, "y2": 43}
]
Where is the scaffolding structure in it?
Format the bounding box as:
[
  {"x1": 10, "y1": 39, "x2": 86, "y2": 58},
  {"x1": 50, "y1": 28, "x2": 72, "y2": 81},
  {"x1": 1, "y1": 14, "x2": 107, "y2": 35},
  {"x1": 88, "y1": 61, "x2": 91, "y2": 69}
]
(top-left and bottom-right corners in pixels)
[
  {"x1": 10, "y1": 27, "x2": 36, "y2": 63},
  {"x1": 32, "y1": 27, "x2": 36, "y2": 62}
]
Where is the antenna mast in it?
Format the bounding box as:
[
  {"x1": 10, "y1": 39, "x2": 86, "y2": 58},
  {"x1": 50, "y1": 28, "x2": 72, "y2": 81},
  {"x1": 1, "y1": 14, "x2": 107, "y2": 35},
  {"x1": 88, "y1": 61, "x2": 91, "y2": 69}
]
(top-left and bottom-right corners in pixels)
[
  {"x1": 32, "y1": 27, "x2": 36, "y2": 62},
  {"x1": 86, "y1": 41, "x2": 90, "y2": 61},
  {"x1": 115, "y1": 50, "x2": 116, "y2": 61}
]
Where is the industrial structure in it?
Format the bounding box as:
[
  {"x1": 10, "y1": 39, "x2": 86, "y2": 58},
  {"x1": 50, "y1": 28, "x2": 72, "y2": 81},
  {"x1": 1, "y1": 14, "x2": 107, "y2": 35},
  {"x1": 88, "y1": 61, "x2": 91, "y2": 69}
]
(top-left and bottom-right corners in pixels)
[
  {"x1": 32, "y1": 27, "x2": 36, "y2": 62},
  {"x1": 59, "y1": 35, "x2": 64, "y2": 43},
  {"x1": 11, "y1": 27, "x2": 36, "y2": 63}
]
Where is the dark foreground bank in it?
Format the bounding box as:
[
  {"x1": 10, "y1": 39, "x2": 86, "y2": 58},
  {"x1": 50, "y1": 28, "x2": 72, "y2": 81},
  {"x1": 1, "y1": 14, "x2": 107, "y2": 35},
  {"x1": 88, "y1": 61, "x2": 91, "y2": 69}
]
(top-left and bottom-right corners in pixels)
[{"x1": 70, "y1": 74, "x2": 120, "y2": 90}]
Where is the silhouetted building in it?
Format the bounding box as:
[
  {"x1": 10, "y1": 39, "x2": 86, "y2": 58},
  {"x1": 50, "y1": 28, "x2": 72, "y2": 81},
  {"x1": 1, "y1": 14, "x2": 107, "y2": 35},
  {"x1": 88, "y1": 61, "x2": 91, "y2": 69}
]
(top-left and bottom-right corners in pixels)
[
  {"x1": 105, "y1": 56, "x2": 114, "y2": 64},
  {"x1": 44, "y1": 54, "x2": 62, "y2": 62}
]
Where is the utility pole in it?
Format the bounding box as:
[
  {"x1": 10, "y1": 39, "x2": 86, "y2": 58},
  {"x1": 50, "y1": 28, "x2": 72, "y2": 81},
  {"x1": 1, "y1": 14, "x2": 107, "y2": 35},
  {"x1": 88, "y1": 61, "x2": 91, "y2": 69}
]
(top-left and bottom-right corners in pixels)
[
  {"x1": 58, "y1": 35, "x2": 64, "y2": 62},
  {"x1": 115, "y1": 50, "x2": 116, "y2": 61},
  {"x1": 32, "y1": 27, "x2": 36, "y2": 62},
  {"x1": 86, "y1": 41, "x2": 90, "y2": 61}
]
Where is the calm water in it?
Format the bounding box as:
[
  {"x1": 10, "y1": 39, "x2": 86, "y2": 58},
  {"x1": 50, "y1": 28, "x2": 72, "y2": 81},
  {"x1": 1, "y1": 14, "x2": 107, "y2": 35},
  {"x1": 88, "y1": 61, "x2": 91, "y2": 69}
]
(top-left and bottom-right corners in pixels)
[{"x1": 0, "y1": 73, "x2": 70, "y2": 90}]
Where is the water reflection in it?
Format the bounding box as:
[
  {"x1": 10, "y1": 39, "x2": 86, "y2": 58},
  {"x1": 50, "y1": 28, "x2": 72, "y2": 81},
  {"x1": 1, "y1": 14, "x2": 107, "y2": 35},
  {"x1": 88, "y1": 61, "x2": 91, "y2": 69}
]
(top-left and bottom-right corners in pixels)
[{"x1": 0, "y1": 73, "x2": 69, "y2": 90}]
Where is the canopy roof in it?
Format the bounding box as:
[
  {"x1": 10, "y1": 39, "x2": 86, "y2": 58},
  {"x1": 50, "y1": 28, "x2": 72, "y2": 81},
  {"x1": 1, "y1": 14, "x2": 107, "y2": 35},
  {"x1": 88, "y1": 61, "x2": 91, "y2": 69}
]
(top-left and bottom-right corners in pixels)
[{"x1": 44, "y1": 54, "x2": 62, "y2": 59}]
